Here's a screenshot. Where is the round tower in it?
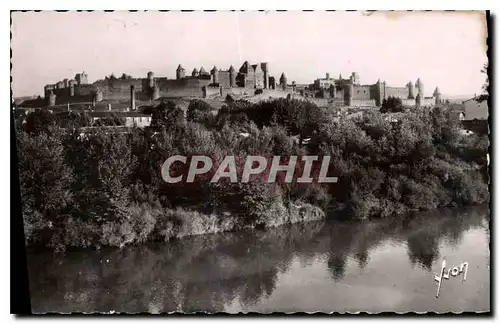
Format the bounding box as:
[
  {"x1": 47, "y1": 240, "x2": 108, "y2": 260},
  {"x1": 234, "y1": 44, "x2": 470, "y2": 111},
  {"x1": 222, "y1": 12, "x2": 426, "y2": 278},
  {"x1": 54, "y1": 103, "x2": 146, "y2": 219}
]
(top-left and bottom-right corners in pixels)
[
  {"x1": 348, "y1": 82, "x2": 354, "y2": 106},
  {"x1": 261, "y1": 62, "x2": 269, "y2": 89},
  {"x1": 351, "y1": 72, "x2": 360, "y2": 85},
  {"x1": 48, "y1": 91, "x2": 56, "y2": 107},
  {"x1": 176, "y1": 64, "x2": 185, "y2": 80},
  {"x1": 415, "y1": 93, "x2": 422, "y2": 108},
  {"x1": 407, "y1": 81, "x2": 414, "y2": 99},
  {"x1": 147, "y1": 71, "x2": 155, "y2": 89},
  {"x1": 130, "y1": 85, "x2": 136, "y2": 111},
  {"x1": 211, "y1": 66, "x2": 219, "y2": 84},
  {"x1": 44, "y1": 84, "x2": 54, "y2": 98},
  {"x1": 153, "y1": 85, "x2": 160, "y2": 100},
  {"x1": 329, "y1": 83, "x2": 336, "y2": 98},
  {"x1": 375, "y1": 79, "x2": 385, "y2": 107},
  {"x1": 433, "y1": 86, "x2": 442, "y2": 105},
  {"x1": 416, "y1": 78, "x2": 424, "y2": 98},
  {"x1": 229, "y1": 65, "x2": 236, "y2": 88},
  {"x1": 192, "y1": 68, "x2": 199, "y2": 77},
  {"x1": 279, "y1": 73, "x2": 287, "y2": 91},
  {"x1": 95, "y1": 89, "x2": 103, "y2": 102}
]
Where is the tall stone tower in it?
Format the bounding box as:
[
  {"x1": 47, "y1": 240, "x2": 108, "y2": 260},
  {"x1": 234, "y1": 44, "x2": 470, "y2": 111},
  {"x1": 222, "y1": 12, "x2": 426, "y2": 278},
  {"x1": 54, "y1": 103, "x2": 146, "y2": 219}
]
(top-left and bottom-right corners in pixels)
[
  {"x1": 375, "y1": 79, "x2": 385, "y2": 107},
  {"x1": 261, "y1": 62, "x2": 269, "y2": 89},
  {"x1": 176, "y1": 64, "x2": 185, "y2": 80},
  {"x1": 153, "y1": 86, "x2": 160, "y2": 100},
  {"x1": 68, "y1": 80, "x2": 77, "y2": 97},
  {"x1": 75, "y1": 71, "x2": 88, "y2": 85},
  {"x1": 211, "y1": 66, "x2": 219, "y2": 84},
  {"x1": 329, "y1": 83, "x2": 336, "y2": 98},
  {"x1": 95, "y1": 89, "x2": 103, "y2": 102},
  {"x1": 433, "y1": 87, "x2": 442, "y2": 105},
  {"x1": 347, "y1": 76, "x2": 354, "y2": 106},
  {"x1": 48, "y1": 90, "x2": 56, "y2": 107},
  {"x1": 415, "y1": 93, "x2": 422, "y2": 108},
  {"x1": 44, "y1": 84, "x2": 53, "y2": 98},
  {"x1": 415, "y1": 78, "x2": 424, "y2": 99},
  {"x1": 407, "y1": 81, "x2": 415, "y2": 99},
  {"x1": 147, "y1": 71, "x2": 155, "y2": 89},
  {"x1": 279, "y1": 73, "x2": 287, "y2": 91},
  {"x1": 351, "y1": 72, "x2": 360, "y2": 85},
  {"x1": 229, "y1": 65, "x2": 236, "y2": 88},
  {"x1": 130, "y1": 85, "x2": 136, "y2": 111}
]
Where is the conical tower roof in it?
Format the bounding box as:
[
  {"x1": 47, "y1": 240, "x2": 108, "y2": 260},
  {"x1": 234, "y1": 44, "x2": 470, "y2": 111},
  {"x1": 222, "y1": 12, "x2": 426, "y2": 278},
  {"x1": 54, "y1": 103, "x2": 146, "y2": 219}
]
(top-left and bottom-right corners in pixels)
[
  {"x1": 280, "y1": 72, "x2": 287, "y2": 81},
  {"x1": 177, "y1": 64, "x2": 184, "y2": 71},
  {"x1": 199, "y1": 66, "x2": 207, "y2": 74},
  {"x1": 229, "y1": 65, "x2": 235, "y2": 72},
  {"x1": 192, "y1": 68, "x2": 198, "y2": 74},
  {"x1": 211, "y1": 66, "x2": 217, "y2": 73},
  {"x1": 433, "y1": 86, "x2": 441, "y2": 95}
]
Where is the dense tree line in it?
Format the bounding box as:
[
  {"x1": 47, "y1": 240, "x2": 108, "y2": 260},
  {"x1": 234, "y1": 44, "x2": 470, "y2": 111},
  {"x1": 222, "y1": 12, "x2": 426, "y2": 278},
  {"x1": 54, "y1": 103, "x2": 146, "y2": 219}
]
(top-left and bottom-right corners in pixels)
[{"x1": 15, "y1": 97, "x2": 489, "y2": 251}]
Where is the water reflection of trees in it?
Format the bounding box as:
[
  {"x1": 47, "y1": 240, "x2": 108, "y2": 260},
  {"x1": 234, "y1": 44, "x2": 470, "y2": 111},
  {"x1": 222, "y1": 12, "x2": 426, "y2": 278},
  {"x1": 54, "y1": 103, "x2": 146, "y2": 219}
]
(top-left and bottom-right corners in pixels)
[
  {"x1": 28, "y1": 205, "x2": 488, "y2": 313},
  {"x1": 404, "y1": 205, "x2": 487, "y2": 270}
]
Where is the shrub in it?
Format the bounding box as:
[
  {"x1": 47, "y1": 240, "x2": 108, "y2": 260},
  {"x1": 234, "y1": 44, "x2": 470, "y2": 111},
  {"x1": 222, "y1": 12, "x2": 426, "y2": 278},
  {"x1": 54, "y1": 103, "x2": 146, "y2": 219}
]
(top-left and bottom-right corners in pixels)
[
  {"x1": 17, "y1": 94, "x2": 490, "y2": 251},
  {"x1": 150, "y1": 101, "x2": 185, "y2": 128},
  {"x1": 186, "y1": 99, "x2": 213, "y2": 123},
  {"x1": 380, "y1": 96, "x2": 403, "y2": 113}
]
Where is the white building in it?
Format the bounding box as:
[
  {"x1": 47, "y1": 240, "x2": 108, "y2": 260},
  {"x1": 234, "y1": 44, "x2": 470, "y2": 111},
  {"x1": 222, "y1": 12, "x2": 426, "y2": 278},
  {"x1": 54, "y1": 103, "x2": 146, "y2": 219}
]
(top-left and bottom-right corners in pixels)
[
  {"x1": 89, "y1": 111, "x2": 152, "y2": 128},
  {"x1": 463, "y1": 95, "x2": 488, "y2": 120}
]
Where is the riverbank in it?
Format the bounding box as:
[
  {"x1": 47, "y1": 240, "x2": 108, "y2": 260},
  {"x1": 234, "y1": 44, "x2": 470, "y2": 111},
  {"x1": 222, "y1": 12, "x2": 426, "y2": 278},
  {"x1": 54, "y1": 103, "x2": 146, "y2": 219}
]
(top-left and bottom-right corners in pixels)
[
  {"x1": 16, "y1": 99, "x2": 489, "y2": 252},
  {"x1": 27, "y1": 204, "x2": 490, "y2": 313}
]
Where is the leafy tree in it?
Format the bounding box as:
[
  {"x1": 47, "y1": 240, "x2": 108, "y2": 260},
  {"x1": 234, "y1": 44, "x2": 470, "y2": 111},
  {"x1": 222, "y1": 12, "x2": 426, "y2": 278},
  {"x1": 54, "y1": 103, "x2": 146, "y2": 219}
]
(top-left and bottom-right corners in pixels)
[
  {"x1": 62, "y1": 111, "x2": 93, "y2": 129},
  {"x1": 65, "y1": 130, "x2": 138, "y2": 223},
  {"x1": 150, "y1": 101, "x2": 185, "y2": 128},
  {"x1": 380, "y1": 96, "x2": 403, "y2": 113},
  {"x1": 93, "y1": 113, "x2": 126, "y2": 127},
  {"x1": 186, "y1": 99, "x2": 213, "y2": 123},
  {"x1": 225, "y1": 94, "x2": 234, "y2": 103},
  {"x1": 17, "y1": 131, "x2": 75, "y2": 246},
  {"x1": 24, "y1": 109, "x2": 57, "y2": 135}
]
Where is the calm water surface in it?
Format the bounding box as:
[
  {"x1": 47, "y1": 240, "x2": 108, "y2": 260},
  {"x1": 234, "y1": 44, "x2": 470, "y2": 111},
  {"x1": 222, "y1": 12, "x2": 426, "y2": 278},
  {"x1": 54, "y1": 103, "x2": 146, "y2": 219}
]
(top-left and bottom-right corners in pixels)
[{"x1": 27, "y1": 205, "x2": 490, "y2": 313}]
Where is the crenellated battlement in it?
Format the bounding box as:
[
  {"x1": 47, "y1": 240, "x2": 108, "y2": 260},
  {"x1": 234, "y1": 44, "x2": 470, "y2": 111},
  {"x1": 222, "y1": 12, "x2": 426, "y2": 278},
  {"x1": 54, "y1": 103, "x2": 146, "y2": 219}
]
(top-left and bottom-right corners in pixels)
[
  {"x1": 41, "y1": 61, "x2": 289, "y2": 107},
  {"x1": 313, "y1": 72, "x2": 439, "y2": 107}
]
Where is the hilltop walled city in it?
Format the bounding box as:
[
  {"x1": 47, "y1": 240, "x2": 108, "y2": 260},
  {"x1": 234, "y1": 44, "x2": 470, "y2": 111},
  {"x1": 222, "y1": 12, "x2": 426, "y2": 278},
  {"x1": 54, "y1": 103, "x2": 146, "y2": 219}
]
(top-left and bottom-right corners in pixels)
[{"x1": 20, "y1": 60, "x2": 443, "y2": 112}]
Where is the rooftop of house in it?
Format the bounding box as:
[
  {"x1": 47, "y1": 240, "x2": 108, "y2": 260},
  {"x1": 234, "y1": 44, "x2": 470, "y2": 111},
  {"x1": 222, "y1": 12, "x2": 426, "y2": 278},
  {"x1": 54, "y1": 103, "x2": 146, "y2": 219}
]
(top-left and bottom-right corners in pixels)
[
  {"x1": 464, "y1": 94, "x2": 489, "y2": 103},
  {"x1": 88, "y1": 111, "x2": 152, "y2": 118}
]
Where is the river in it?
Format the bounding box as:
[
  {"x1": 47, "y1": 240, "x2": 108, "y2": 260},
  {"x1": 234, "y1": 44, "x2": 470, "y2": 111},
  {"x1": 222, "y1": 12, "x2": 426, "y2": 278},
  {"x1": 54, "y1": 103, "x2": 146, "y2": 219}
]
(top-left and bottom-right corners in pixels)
[{"x1": 27, "y1": 204, "x2": 490, "y2": 314}]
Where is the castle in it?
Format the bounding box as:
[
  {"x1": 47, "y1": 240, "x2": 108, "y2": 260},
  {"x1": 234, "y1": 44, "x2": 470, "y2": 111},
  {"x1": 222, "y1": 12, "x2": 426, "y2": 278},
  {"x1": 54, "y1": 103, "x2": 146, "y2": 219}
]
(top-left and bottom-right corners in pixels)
[
  {"x1": 41, "y1": 61, "x2": 290, "y2": 108},
  {"x1": 38, "y1": 63, "x2": 441, "y2": 110},
  {"x1": 310, "y1": 72, "x2": 442, "y2": 107}
]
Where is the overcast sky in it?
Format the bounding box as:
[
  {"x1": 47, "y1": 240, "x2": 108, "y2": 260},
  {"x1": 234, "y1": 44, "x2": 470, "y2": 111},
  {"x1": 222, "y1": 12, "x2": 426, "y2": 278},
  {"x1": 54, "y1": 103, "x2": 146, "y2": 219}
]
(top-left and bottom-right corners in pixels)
[{"x1": 12, "y1": 11, "x2": 487, "y2": 98}]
